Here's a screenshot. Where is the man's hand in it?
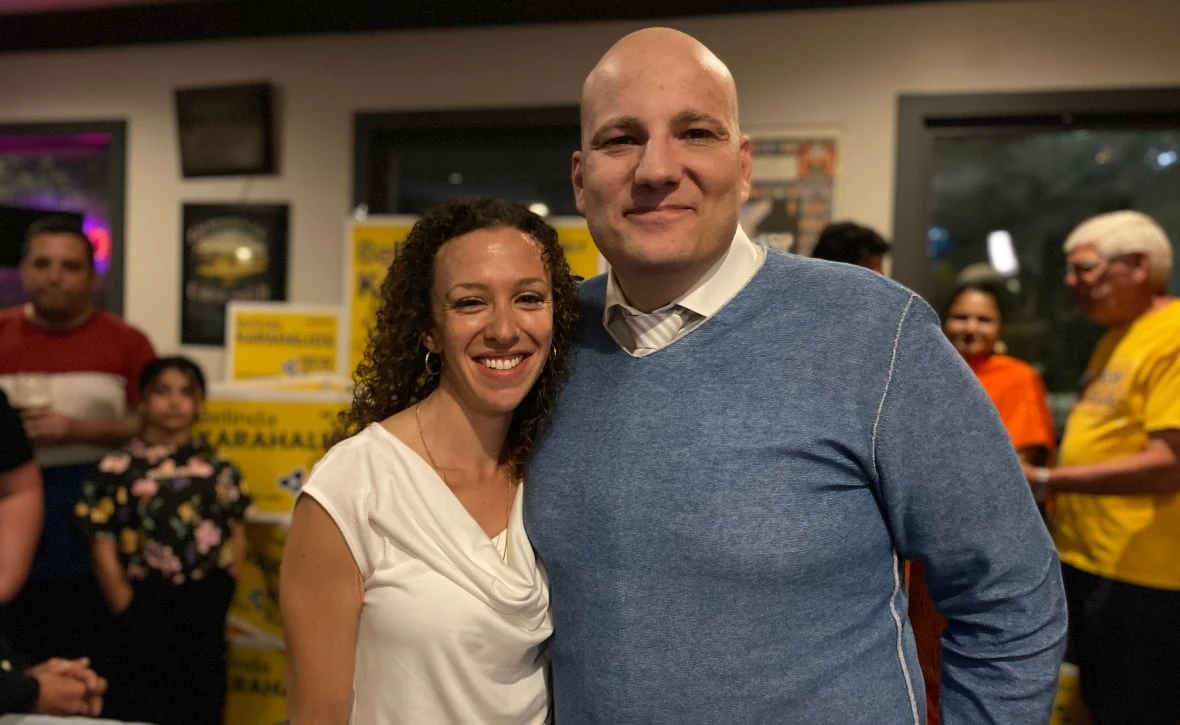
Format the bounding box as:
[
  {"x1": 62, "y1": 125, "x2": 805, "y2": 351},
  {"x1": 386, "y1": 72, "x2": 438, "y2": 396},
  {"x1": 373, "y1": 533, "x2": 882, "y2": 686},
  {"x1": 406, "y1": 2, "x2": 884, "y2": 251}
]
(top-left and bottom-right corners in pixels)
[
  {"x1": 1020, "y1": 462, "x2": 1037, "y2": 483},
  {"x1": 20, "y1": 409, "x2": 74, "y2": 445},
  {"x1": 1021, "y1": 463, "x2": 1053, "y2": 504},
  {"x1": 28, "y1": 657, "x2": 107, "y2": 716}
]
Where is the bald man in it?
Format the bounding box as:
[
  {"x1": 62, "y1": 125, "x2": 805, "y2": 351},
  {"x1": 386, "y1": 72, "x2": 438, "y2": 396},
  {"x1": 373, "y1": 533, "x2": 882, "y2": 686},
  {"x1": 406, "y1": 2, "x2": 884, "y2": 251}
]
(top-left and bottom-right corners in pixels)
[{"x1": 524, "y1": 28, "x2": 1067, "y2": 724}]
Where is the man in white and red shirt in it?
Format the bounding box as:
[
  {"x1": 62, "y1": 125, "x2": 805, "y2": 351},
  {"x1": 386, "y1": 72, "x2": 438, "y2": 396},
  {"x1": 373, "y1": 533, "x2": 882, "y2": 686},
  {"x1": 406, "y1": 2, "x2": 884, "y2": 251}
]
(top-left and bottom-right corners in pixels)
[{"x1": 0, "y1": 215, "x2": 155, "y2": 663}]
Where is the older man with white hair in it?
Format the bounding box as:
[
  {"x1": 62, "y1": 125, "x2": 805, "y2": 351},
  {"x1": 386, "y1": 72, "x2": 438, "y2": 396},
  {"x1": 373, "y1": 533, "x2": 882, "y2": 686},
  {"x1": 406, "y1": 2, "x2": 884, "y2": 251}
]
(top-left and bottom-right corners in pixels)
[{"x1": 1026, "y1": 210, "x2": 1180, "y2": 725}]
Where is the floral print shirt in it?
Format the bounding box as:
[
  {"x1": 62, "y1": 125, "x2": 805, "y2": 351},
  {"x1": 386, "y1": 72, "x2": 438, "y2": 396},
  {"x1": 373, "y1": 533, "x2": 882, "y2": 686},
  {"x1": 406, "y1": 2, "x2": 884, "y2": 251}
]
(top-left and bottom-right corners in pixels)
[{"x1": 76, "y1": 438, "x2": 253, "y2": 585}]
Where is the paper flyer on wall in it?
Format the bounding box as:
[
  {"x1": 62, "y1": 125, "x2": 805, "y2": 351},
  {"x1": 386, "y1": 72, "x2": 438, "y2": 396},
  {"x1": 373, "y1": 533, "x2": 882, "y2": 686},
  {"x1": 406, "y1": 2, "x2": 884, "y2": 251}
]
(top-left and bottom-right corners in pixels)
[{"x1": 224, "y1": 301, "x2": 347, "y2": 382}]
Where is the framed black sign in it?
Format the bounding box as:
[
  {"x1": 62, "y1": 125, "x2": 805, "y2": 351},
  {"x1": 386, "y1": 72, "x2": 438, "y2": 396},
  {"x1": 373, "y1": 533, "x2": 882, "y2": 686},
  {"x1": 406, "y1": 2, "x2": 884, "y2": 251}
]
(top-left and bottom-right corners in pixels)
[{"x1": 181, "y1": 203, "x2": 288, "y2": 346}]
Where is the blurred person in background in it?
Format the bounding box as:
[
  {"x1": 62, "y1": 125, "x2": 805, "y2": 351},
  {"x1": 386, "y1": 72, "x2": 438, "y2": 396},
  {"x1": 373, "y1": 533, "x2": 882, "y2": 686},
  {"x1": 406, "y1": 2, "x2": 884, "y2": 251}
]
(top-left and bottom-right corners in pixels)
[
  {"x1": 1, "y1": 389, "x2": 108, "y2": 719},
  {"x1": 810, "y1": 220, "x2": 891, "y2": 273},
  {"x1": 0, "y1": 388, "x2": 41, "y2": 609},
  {"x1": 1026, "y1": 210, "x2": 1180, "y2": 725},
  {"x1": 76, "y1": 357, "x2": 249, "y2": 725},
  {"x1": 0, "y1": 215, "x2": 155, "y2": 663},
  {"x1": 942, "y1": 279, "x2": 1056, "y2": 467}
]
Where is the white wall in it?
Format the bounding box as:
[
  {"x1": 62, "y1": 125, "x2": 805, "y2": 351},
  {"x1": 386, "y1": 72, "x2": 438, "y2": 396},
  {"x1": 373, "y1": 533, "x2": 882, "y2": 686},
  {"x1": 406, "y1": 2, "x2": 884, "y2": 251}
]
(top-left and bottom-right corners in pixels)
[{"x1": 0, "y1": 0, "x2": 1176, "y2": 376}]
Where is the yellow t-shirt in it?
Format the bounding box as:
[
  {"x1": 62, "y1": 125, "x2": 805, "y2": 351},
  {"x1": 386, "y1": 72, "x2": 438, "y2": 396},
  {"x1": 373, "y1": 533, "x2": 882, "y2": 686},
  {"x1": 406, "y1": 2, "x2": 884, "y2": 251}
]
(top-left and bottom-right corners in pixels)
[{"x1": 1053, "y1": 300, "x2": 1180, "y2": 590}]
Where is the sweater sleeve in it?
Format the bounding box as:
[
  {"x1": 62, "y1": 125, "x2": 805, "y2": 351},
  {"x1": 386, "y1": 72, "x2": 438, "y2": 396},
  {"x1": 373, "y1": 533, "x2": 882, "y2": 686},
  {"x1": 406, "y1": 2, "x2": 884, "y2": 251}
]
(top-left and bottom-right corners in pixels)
[
  {"x1": 872, "y1": 295, "x2": 1067, "y2": 724},
  {"x1": 0, "y1": 656, "x2": 38, "y2": 713}
]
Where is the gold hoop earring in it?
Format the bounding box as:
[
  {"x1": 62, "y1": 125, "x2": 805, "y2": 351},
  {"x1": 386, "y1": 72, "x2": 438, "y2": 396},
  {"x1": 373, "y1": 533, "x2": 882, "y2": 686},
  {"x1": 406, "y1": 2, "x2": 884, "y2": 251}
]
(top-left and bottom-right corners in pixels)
[{"x1": 423, "y1": 350, "x2": 442, "y2": 376}]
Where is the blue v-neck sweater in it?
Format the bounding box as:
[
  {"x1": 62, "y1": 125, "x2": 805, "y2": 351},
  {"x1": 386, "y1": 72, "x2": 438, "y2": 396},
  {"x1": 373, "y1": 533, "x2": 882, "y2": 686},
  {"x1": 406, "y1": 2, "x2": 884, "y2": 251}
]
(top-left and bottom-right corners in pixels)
[{"x1": 525, "y1": 250, "x2": 1066, "y2": 724}]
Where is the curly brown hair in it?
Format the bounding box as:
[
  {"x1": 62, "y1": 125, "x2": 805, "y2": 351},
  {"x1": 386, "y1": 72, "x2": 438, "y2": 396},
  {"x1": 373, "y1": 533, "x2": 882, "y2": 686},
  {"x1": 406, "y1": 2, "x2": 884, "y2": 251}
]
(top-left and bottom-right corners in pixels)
[{"x1": 336, "y1": 198, "x2": 580, "y2": 479}]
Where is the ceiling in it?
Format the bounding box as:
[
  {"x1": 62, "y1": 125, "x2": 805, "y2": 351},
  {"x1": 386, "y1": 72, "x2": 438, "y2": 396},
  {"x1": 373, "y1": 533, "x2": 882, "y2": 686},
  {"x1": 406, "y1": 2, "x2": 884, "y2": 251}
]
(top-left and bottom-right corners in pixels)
[
  {"x1": 0, "y1": 0, "x2": 190, "y2": 13},
  {"x1": 0, "y1": 0, "x2": 946, "y2": 53}
]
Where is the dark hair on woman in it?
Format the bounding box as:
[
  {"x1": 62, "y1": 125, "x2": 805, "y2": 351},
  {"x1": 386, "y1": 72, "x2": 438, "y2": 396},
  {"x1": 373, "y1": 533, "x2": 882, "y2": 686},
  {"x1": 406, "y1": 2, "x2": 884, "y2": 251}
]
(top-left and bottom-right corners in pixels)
[
  {"x1": 942, "y1": 279, "x2": 1008, "y2": 325},
  {"x1": 336, "y1": 198, "x2": 579, "y2": 479},
  {"x1": 139, "y1": 356, "x2": 207, "y2": 398}
]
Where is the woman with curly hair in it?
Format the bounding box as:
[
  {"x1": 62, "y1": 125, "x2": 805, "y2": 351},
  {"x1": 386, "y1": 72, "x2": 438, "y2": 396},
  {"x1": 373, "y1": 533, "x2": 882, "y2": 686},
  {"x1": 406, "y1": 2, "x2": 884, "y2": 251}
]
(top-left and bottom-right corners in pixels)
[{"x1": 281, "y1": 199, "x2": 579, "y2": 725}]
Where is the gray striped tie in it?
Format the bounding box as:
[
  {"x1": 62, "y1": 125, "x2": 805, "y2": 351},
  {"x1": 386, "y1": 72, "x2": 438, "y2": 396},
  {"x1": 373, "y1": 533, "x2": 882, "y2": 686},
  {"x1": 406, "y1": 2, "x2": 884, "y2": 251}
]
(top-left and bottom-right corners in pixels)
[{"x1": 627, "y1": 306, "x2": 690, "y2": 356}]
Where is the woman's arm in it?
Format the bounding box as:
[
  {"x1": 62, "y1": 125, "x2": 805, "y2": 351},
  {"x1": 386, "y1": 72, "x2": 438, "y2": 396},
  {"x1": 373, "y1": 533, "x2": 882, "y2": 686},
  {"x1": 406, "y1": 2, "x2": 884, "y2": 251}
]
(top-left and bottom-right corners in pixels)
[
  {"x1": 1015, "y1": 445, "x2": 1050, "y2": 467},
  {"x1": 0, "y1": 460, "x2": 43, "y2": 604},
  {"x1": 280, "y1": 495, "x2": 364, "y2": 725},
  {"x1": 228, "y1": 521, "x2": 247, "y2": 580}
]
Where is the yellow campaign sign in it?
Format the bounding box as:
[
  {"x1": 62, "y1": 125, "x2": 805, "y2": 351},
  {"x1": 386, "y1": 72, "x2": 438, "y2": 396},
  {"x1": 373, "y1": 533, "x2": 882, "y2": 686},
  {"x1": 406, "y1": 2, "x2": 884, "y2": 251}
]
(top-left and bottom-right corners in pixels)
[
  {"x1": 225, "y1": 643, "x2": 288, "y2": 725},
  {"x1": 196, "y1": 387, "x2": 350, "y2": 518},
  {"x1": 225, "y1": 302, "x2": 346, "y2": 381},
  {"x1": 345, "y1": 217, "x2": 416, "y2": 379},
  {"x1": 228, "y1": 521, "x2": 287, "y2": 646},
  {"x1": 551, "y1": 217, "x2": 604, "y2": 280}
]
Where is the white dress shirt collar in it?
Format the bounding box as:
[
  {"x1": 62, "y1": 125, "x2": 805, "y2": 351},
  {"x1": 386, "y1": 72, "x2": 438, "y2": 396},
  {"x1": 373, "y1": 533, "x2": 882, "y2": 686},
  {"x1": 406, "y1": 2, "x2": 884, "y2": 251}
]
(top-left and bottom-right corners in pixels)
[
  {"x1": 604, "y1": 226, "x2": 765, "y2": 320},
  {"x1": 602, "y1": 226, "x2": 766, "y2": 354}
]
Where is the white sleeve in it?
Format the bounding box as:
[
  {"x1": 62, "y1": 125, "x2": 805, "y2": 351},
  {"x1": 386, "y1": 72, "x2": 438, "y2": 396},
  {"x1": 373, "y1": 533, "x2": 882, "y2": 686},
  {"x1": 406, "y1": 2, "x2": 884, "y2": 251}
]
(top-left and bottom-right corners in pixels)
[{"x1": 299, "y1": 441, "x2": 380, "y2": 581}]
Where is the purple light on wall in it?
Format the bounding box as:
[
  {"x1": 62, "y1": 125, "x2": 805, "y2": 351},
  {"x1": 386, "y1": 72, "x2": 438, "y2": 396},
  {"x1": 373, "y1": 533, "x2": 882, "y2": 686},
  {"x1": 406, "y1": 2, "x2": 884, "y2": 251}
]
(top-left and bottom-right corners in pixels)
[
  {"x1": 82, "y1": 216, "x2": 111, "y2": 273},
  {"x1": 0, "y1": 133, "x2": 110, "y2": 154},
  {"x1": 15, "y1": 193, "x2": 70, "y2": 210}
]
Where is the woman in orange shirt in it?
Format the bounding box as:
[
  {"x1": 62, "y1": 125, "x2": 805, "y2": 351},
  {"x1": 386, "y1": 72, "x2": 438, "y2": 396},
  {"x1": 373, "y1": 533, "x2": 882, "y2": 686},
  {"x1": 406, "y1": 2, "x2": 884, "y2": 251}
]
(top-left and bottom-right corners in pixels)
[
  {"x1": 912, "y1": 279, "x2": 1056, "y2": 723},
  {"x1": 943, "y1": 280, "x2": 1056, "y2": 465}
]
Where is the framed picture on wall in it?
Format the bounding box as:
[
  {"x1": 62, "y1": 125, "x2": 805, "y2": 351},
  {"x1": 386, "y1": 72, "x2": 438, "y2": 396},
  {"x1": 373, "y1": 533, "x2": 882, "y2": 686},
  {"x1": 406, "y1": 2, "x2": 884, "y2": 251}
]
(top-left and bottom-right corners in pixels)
[
  {"x1": 738, "y1": 130, "x2": 840, "y2": 256},
  {"x1": 181, "y1": 202, "x2": 289, "y2": 346},
  {"x1": 174, "y1": 82, "x2": 277, "y2": 177}
]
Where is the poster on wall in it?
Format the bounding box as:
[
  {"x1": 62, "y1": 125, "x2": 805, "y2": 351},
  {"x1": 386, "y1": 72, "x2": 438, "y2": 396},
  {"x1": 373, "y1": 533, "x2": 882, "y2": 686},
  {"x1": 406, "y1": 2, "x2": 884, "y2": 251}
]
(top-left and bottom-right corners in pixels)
[
  {"x1": 194, "y1": 385, "x2": 349, "y2": 521},
  {"x1": 739, "y1": 134, "x2": 839, "y2": 257},
  {"x1": 224, "y1": 302, "x2": 345, "y2": 382},
  {"x1": 181, "y1": 203, "x2": 289, "y2": 346},
  {"x1": 225, "y1": 641, "x2": 287, "y2": 725},
  {"x1": 344, "y1": 216, "x2": 416, "y2": 380},
  {"x1": 227, "y1": 521, "x2": 287, "y2": 647}
]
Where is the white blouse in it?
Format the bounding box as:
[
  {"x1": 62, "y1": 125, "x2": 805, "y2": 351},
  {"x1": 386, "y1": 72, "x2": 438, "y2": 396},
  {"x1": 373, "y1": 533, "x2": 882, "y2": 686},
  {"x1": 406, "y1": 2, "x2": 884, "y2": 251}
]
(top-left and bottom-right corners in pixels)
[{"x1": 300, "y1": 423, "x2": 552, "y2": 725}]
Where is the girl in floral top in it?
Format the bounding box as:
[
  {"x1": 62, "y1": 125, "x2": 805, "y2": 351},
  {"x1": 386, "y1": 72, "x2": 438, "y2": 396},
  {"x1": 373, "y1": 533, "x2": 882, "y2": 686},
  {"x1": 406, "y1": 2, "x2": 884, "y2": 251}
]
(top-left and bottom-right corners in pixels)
[{"x1": 76, "y1": 355, "x2": 251, "y2": 725}]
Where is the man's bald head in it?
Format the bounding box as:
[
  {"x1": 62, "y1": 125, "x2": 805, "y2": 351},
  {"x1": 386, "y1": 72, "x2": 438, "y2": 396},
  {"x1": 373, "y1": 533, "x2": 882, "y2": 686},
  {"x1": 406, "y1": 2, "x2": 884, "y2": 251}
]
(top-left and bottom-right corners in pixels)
[
  {"x1": 570, "y1": 27, "x2": 752, "y2": 312},
  {"x1": 580, "y1": 27, "x2": 740, "y2": 147}
]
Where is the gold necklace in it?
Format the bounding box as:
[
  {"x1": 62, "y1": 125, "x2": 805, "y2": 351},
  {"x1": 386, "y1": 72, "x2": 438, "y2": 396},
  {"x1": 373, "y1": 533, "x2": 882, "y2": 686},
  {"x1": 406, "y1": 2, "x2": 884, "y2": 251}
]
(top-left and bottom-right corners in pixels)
[
  {"x1": 415, "y1": 402, "x2": 446, "y2": 484},
  {"x1": 415, "y1": 402, "x2": 512, "y2": 563}
]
